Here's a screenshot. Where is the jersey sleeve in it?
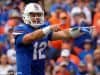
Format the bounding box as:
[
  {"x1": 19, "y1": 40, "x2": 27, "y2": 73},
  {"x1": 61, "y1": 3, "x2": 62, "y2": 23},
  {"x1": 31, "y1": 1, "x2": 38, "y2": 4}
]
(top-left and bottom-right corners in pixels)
[{"x1": 13, "y1": 25, "x2": 28, "y2": 45}]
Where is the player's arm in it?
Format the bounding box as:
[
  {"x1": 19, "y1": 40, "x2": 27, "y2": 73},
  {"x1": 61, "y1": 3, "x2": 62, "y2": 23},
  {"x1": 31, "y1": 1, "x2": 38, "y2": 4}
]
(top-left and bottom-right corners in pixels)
[
  {"x1": 51, "y1": 28, "x2": 83, "y2": 40},
  {"x1": 22, "y1": 25, "x2": 59, "y2": 44},
  {"x1": 23, "y1": 29, "x2": 45, "y2": 44}
]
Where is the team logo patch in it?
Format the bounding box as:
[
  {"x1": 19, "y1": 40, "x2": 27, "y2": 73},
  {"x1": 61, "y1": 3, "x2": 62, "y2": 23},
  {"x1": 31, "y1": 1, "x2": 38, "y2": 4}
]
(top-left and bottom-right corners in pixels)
[{"x1": 34, "y1": 4, "x2": 39, "y2": 10}]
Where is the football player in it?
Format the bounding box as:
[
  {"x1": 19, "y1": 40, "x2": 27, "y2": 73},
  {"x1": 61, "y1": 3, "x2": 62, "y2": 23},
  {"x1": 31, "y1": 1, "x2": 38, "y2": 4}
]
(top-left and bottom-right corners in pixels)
[{"x1": 13, "y1": 3, "x2": 84, "y2": 75}]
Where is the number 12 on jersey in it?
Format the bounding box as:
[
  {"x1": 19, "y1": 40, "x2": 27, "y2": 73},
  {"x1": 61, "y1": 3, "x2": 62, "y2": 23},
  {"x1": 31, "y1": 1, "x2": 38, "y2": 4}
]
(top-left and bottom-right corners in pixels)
[{"x1": 33, "y1": 42, "x2": 47, "y2": 60}]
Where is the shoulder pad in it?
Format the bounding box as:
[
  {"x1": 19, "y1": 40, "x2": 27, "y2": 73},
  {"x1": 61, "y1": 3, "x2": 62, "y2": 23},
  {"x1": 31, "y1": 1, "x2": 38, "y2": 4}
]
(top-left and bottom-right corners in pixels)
[{"x1": 13, "y1": 24, "x2": 28, "y2": 36}]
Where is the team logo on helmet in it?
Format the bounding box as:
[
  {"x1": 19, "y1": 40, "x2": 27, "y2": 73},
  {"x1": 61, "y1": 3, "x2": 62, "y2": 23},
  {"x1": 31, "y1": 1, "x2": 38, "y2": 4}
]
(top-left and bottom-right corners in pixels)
[{"x1": 34, "y1": 4, "x2": 39, "y2": 10}]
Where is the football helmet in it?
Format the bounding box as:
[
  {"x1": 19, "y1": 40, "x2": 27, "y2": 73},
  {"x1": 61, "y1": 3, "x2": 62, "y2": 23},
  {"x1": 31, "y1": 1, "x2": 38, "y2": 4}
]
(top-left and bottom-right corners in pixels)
[{"x1": 23, "y1": 3, "x2": 44, "y2": 28}]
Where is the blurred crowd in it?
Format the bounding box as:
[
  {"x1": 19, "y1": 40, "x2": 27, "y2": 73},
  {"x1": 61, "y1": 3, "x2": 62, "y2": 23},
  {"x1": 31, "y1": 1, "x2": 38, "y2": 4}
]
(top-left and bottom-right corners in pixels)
[{"x1": 0, "y1": 0, "x2": 100, "y2": 75}]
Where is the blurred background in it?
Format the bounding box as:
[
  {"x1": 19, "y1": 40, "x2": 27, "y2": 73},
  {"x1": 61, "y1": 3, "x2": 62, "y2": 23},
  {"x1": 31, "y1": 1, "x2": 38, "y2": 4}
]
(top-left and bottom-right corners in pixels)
[{"x1": 0, "y1": 0, "x2": 100, "y2": 75}]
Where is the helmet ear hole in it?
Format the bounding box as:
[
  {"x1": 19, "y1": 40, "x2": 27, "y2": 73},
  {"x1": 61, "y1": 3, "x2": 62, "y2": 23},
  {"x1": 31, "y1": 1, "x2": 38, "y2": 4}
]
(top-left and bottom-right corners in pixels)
[
  {"x1": 23, "y1": 17, "x2": 25, "y2": 20},
  {"x1": 23, "y1": 16, "x2": 25, "y2": 21},
  {"x1": 29, "y1": 21, "x2": 31, "y2": 24}
]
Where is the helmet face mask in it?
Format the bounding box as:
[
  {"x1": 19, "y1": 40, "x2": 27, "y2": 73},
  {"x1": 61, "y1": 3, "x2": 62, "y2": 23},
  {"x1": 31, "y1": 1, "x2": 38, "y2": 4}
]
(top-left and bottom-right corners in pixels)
[
  {"x1": 29, "y1": 12, "x2": 44, "y2": 25},
  {"x1": 23, "y1": 3, "x2": 44, "y2": 28}
]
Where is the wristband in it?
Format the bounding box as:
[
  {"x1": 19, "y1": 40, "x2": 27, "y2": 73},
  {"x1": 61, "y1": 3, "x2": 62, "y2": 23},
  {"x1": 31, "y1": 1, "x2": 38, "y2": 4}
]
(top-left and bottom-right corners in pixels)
[{"x1": 42, "y1": 26, "x2": 51, "y2": 36}]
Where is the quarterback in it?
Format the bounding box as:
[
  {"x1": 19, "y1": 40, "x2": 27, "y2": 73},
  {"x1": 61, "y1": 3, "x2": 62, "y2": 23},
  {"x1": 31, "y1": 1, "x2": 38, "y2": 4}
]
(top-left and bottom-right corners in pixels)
[{"x1": 13, "y1": 3, "x2": 84, "y2": 75}]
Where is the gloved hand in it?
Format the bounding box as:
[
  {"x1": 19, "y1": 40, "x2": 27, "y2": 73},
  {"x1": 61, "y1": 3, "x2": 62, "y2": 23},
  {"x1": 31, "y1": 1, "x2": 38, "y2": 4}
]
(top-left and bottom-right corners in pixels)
[
  {"x1": 68, "y1": 27, "x2": 83, "y2": 38},
  {"x1": 69, "y1": 26, "x2": 95, "y2": 38}
]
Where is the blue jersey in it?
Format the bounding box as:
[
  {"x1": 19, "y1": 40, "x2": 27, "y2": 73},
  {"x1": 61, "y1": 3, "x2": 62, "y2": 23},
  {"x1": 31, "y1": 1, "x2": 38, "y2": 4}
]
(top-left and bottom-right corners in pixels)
[{"x1": 14, "y1": 24, "x2": 52, "y2": 75}]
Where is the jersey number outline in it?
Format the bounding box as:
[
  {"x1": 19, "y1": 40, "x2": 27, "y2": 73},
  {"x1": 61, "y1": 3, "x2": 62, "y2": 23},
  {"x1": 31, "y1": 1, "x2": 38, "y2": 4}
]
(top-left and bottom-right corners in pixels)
[{"x1": 33, "y1": 42, "x2": 47, "y2": 60}]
